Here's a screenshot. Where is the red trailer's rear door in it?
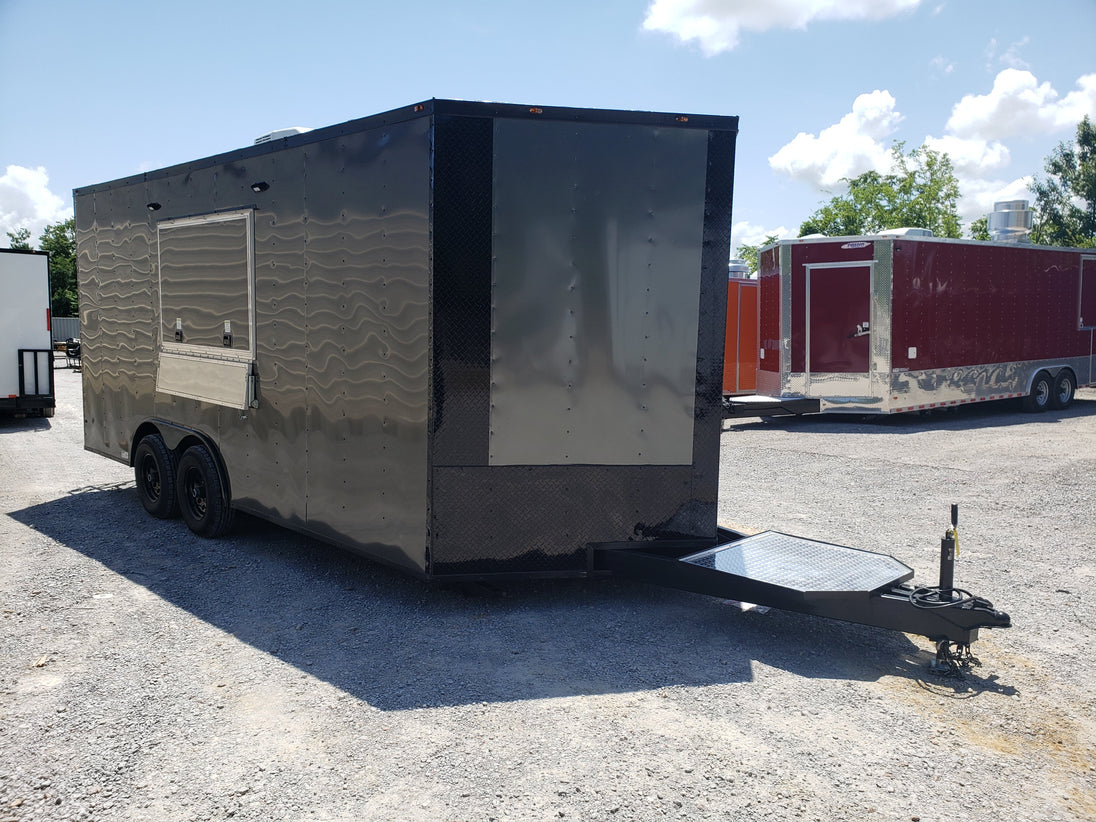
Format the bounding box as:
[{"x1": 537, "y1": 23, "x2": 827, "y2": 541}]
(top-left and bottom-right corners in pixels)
[
  {"x1": 806, "y1": 263, "x2": 871, "y2": 382},
  {"x1": 1081, "y1": 255, "x2": 1096, "y2": 330}
]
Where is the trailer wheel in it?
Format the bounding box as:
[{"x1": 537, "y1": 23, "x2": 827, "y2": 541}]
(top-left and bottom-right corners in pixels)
[
  {"x1": 1051, "y1": 370, "x2": 1076, "y2": 410},
  {"x1": 134, "y1": 435, "x2": 179, "y2": 519},
  {"x1": 176, "y1": 445, "x2": 233, "y2": 538},
  {"x1": 1022, "y1": 370, "x2": 1053, "y2": 412}
]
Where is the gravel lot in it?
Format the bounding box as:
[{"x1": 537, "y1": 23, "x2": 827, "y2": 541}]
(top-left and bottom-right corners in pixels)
[{"x1": 2, "y1": 367, "x2": 1095, "y2": 822}]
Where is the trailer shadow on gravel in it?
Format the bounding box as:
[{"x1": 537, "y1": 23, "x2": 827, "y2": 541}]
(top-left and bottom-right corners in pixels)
[
  {"x1": 0, "y1": 414, "x2": 52, "y2": 434},
  {"x1": 10, "y1": 484, "x2": 1019, "y2": 710},
  {"x1": 723, "y1": 395, "x2": 1096, "y2": 436}
]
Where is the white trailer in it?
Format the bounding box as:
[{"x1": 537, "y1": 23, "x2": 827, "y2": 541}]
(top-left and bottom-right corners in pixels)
[{"x1": 0, "y1": 249, "x2": 55, "y2": 417}]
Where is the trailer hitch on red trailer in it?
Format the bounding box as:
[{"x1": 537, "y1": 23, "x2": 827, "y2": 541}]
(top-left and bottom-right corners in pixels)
[{"x1": 590, "y1": 505, "x2": 1009, "y2": 677}]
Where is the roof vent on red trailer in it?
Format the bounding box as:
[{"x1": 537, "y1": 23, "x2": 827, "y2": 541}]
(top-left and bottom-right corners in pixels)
[
  {"x1": 988, "y1": 200, "x2": 1033, "y2": 244},
  {"x1": 877, "y1": 227, "x2": 933, "y2": 237}
]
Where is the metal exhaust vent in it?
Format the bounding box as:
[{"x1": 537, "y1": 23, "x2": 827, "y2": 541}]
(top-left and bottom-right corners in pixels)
[{"x1": 988, "y1": 200, "x2": 1033, "y2": 244}]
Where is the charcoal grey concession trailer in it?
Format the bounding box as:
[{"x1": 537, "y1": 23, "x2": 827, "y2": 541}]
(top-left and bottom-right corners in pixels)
[{"x1": 75, "y1": 99, "x2": 1007, "y2": 669}]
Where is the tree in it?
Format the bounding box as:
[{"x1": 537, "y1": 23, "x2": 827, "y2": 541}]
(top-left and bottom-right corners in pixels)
[
  {"x1": 798, "y1": 143, "x2": 962, "y2": 239},
  {"x1": 968, "y1": 216, "x2": 990, "y2": 241},
  {"x1": 734, "y1": 234, "x2": 779, "y2": 277},
  {"x1": 6, "y1": 227, "x2": 32, "y2": 249},
  {"x1": 1030, "y1": 116, "x2": 1096, "y2": 248},
  {"x1": 39, "y1": 218, "x2": 77, "y2": 316}
]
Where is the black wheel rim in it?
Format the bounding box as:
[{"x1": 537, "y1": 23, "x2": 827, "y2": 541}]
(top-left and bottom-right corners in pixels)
[
  {"x1": 183, "y1": 466, "x2": 208, "y2": 520},
  {"x1": 141, "y1": 454, "x2": 161, "y2": 501}
]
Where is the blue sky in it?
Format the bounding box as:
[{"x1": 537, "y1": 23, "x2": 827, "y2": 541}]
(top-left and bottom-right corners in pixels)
[{"x1": 2, "y1": 0, "x2": 1094, "y2": 253}]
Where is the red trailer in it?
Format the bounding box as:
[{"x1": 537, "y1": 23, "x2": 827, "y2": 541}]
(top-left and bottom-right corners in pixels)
[{"x1": 756, "y1": 235, "x2": 1095, "y2": 414}]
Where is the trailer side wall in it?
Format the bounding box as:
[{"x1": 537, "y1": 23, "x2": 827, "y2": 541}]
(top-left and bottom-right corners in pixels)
[
  {"x1": 77, "y1": 115, "x2": 433, "y2": 573},
  {"x1": 891, "y1": 242, "x2": 1093, "y2": 371}
]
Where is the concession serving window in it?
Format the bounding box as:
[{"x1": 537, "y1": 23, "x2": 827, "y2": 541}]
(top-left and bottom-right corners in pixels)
[{"x1": 154, "y1": 210, "x2": 256, "y2": 409}]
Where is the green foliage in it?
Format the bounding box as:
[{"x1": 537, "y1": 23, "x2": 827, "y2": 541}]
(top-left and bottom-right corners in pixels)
[
  {"x1": 734, "y1": 234, "x2": 780, "y2": 277},
  {"x1": 798, "y1": 142, "x2": 962, "y2": 239},
  {"x1": 1030, "y1": 116, "x2": 1096, "y2": 248},
  {"x1": 968, "y1": 216, "x2": 990, "y2": 241},
  {"x1": 38, "y1": 218, "x2": 77, "y2": 316},
  {"x1": 6, "y1": 227, "x2": 32, "y2": 249}
]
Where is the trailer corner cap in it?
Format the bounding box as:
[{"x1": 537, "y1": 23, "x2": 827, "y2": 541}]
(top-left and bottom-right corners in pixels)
[{"x1": 681, "y1": 531, "x2": 913, "y2": 599}]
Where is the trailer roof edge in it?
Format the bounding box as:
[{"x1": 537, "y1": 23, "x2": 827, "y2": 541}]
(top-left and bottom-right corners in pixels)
[
  {"x1": 73, "y1": 99, "x2": 740, "y2": 196},
  {"x1": 760, "y1": 234, "x2": 1095, "y2": 255}
]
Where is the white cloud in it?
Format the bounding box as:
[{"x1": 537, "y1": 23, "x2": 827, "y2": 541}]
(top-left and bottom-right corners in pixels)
[
  {"x1": 923, "y1": 135, "x2": 1010, "y2": 174},
  {"x1": 731, "y1": 220, "x2": 791, "y2": 252},
  {"x1": 763, "y1": 66, "x2": 1094, "y2": 234},
  {"x1": 946, "y1": 69, "x2": 1096, "y2": 140},
  {"x1": 768, "y1": 90, "x2": 902, "y2": 188},
  {"x1": 930, "y1": 55, "x2": 954, "y2": 76},
  {"x1": 958, "y1": 175, "x2": 1034, "y2": 226},
  {"x1": 932, "y1": 69, "x2": 1095, "y2": 226},
  {"x1": 0, "y1": 165, "x2": 71, "y2": 245},
  {"x1": 999, "y1": 37, "x2": 1031, "y2": 70},
  {"x1": 642, "y1": 0, "x2": 922, "y2": 55},
  {"x1": 985, "y1": 36, "x2": 1031, "y2": 72}
]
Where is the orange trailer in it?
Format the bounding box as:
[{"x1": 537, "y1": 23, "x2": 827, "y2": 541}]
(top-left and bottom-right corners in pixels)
[{"x1": 723, "y1": 276, "x2": 758, "y2": 395}]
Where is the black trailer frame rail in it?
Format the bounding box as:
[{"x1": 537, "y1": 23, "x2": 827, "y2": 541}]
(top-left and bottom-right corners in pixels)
[
  {"x1": 722, "y1": 395, "x2": 820, "y2": 419},
  {"x1": 590, "y1": 527, "x2": 1010, "y2": 645}
]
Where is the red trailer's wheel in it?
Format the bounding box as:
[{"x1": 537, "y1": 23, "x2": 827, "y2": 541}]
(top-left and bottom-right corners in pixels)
[
  {"x1": 1050, "y1": 370, "x2": 1076, "y2": 410},
  {"x1": 134, "y1": 435, "x2": 179, "y2": 519},
  {"x1": 1022, "y1": 371, "x2": 1053, "y2": 412},
  {"x1": 176, "y1": 445, "x2": 233, "y2": 537}
]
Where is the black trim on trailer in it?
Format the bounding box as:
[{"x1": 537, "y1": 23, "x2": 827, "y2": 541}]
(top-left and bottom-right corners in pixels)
[
  {"x1": 722, "y1": 396, "x2": 822, "y2": 419},
  {"x1": 74, "y1": 99, "x2": 740, "y2": 197}
]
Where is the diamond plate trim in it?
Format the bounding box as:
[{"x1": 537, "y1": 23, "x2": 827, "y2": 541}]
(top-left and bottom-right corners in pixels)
[{"x1": 682, "y1": 531, "x2": 912, "y2": 593}]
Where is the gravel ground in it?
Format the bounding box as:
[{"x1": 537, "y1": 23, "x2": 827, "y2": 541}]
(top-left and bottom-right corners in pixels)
[{"x1": 2, "y1": 368, "x2": 1094, "y2": 822}]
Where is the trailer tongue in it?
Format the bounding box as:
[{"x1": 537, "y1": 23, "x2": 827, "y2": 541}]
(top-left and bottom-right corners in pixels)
[{"x1": 593, "y1": 507, "x2": 1009, "y2": 676}]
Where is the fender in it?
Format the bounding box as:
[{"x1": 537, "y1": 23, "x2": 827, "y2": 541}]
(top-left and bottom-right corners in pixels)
[{"x1": 131, "y1": 419, "x2": 232, "y2": 508}]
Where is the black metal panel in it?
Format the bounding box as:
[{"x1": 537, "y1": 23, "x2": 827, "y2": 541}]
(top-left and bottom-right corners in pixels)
[
  {"x1": 689, "y1": 129, "x2": 737, "y2": 521},
  {"x1": 431, "y1": 465, "x2": 701, "y2": 575},
  {"x1": 430, "y1": 115, "x2": 493, "y2": 466},
  {"x1": 428, "y1": 119, "x2": 738, "y2": 578}
]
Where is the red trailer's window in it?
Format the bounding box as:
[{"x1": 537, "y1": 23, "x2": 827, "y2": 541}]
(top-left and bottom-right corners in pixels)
[{"x1": 1081, "y1": 256, "x2": 1096, "y2": 330}]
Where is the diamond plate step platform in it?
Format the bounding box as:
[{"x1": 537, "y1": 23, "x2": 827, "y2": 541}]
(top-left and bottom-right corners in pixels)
[{"x1": 680, "y1": 531, "x2": 913, "y2": 601}]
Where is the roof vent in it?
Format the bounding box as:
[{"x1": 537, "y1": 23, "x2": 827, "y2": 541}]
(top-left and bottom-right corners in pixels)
[
  {"x1": 728, "y1": 259, "x2": 750, "y2": 278},
  {"x1": 254, "y1": 127, "x2": 313, "y2": 146},
  {"x1": 988, "y1": 200, "x2": 1033, "y2": 244},
  {"x1": 877, "y1": 227, "x2": 934, "y2": 237}
]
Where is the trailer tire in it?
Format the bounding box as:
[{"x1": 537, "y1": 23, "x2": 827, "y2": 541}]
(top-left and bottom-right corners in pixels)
[
  {"x1": 1021, "y1": 370, "x2": 1053, "y2": 412},
  {"x1": 176, "y1": 445, "x2": 233, "y2": 538},
  {"x1": 134, "y1": 435, "x2": 179, "y2": 519},
  {"x1": 1051, "y1": 370, "x2": 1076, "y2": 410}
]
